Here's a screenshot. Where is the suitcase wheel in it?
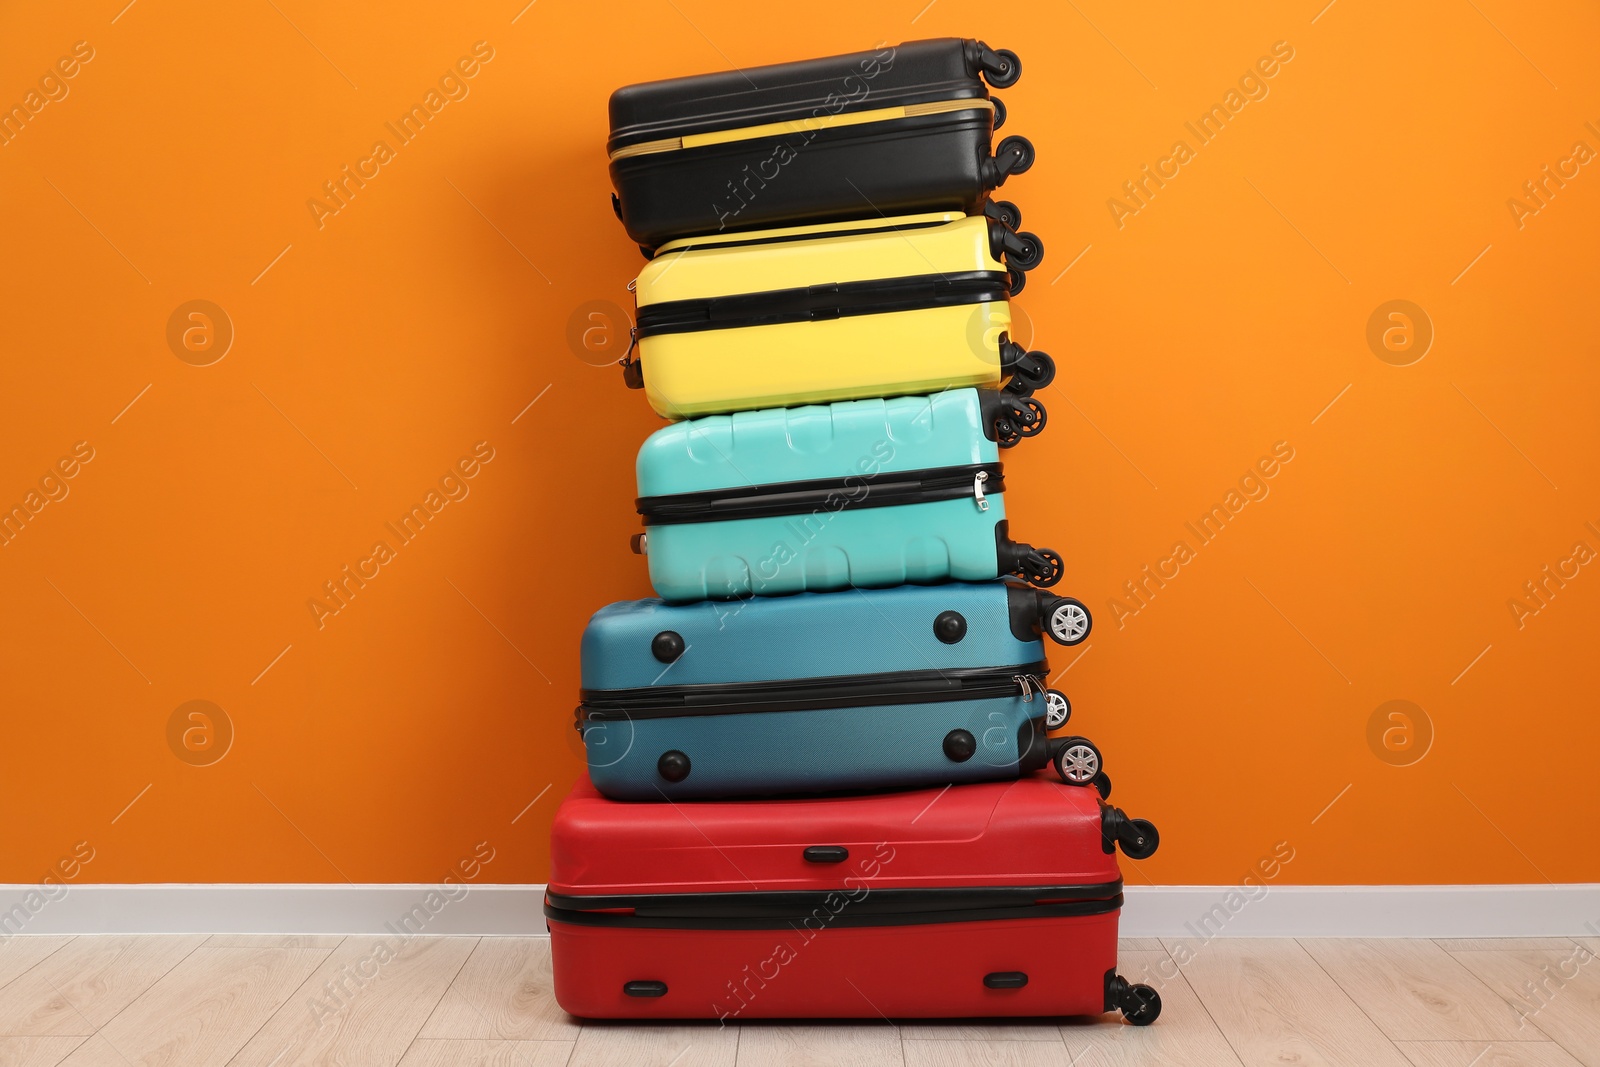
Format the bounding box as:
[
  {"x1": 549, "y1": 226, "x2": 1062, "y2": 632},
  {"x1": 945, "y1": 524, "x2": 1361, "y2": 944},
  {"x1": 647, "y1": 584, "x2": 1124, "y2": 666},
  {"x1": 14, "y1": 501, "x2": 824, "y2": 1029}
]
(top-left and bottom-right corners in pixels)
[
  {"x1": 1052, "y1": 736, "x2": 1101, "y2": 786},
  {"x1": 1028, "y1": 547, "x2": 1064, "y2": 588},
  {"x1": 992, "y1": 395, "x2": 1043, "y2": 448},
  {"x1": 1043, "y1": 597, "x2": 1090, "y2": 644},
  {"x1": 990, "y1": 95, "x2": 1007, "y2": 131},
  {"x1": 1121, "y1": 818, "x2": 1158, "y2": 859},
  {"x1": 1101, "y1": 805, "x2": 1160, "y2": 858},
  {"x1": 997, "y1": 135, "x2": 1034, "y2": 174},
  {"x1": 1008, "y1": 231, "x2": 1044, "y2": 272},
  {"x1": 988, "y1": 199, "x2": 1022, "y2": 230},
  {"x1": 979, "y1": 46, "x2": 1023, "y2": 89},
  {"x1": 1002, "y1": 348, "x2": 1055, "y2": 394},
  {"x1": 1093, "y1": 770, "x2": 1112, "y2": 800},
  {"x1": 1008, "y1": 269, "x2": 1026, "y2": 296},
  {"x1": 1107, "y1": 975, "x2": 1162, "y2": 1025},
  {"x1": 984, "y1": 135, "x2": 1036, "y2": 188},
  {"x1": 1044, "y1": 688, "x2": 1071, "y2": 729},
  {"x1": 1012, "y1": 397, "x2": 1047, "y2": 438},
  {"x1": 989, "y1": 223, "x2": 1045, "y2": 272},
  {"x1": 998, "y1": 540, "x2": 1063, "y2": 588}
]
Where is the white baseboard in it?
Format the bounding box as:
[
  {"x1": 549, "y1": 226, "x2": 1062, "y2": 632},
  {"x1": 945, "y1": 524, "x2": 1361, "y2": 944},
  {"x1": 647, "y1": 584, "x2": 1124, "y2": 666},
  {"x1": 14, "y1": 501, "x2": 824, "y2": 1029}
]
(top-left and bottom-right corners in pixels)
[{"x1": 2, "y1": 884, "x2": 1597, "y2": 938}]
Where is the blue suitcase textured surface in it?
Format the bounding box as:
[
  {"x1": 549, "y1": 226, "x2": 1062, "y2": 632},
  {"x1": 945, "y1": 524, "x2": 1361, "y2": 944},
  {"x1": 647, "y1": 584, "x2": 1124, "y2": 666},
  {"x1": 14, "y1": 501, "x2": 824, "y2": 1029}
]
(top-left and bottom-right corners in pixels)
[
  {"x1": 577, "y1": 580, "x2": 1094, "y2": 800},
  {"x1": 633, "y1": 389, "x2": 1062, "y2": 603}
]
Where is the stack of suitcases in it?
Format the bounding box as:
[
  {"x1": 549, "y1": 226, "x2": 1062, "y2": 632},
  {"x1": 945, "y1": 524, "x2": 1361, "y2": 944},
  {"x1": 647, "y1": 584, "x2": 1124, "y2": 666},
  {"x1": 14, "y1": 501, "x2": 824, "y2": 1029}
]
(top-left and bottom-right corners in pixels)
[{"x1": 548, "y1": 37, "x2": 1165, "y2": 1026}]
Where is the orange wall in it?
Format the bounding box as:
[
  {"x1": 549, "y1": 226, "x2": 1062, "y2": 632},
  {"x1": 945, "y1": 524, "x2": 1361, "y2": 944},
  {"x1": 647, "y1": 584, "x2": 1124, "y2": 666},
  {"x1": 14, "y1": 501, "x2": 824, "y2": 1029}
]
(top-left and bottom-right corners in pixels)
[{"x1": 2, "y1": 0, "x2": 1596, "y2": 890}]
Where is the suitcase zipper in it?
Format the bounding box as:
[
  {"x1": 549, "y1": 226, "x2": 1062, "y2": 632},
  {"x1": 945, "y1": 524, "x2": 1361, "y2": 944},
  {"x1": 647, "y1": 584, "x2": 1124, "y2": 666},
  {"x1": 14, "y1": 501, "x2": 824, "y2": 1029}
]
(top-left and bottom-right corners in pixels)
[
  {"x1": 579, "y1": 661, "x2": 1049, "y2": 722},
  {"x1": 636, "y1": 462, "x2": 1004, "y2": 526},
  {"x1": 635, "y1": 270, "x2": 1010, "y2": 337},
  {"x1": 545, "y1": 881, "x2": 1123, "y2": 930},
  {"x1": 609, "y1": 98, "x2": 995, "y2": 161}
]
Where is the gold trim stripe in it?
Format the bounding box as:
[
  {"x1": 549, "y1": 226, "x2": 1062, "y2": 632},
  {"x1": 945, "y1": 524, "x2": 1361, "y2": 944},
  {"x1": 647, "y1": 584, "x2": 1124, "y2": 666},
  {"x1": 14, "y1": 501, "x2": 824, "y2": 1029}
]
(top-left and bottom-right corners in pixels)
[{"x1": 609, "y1": 99, "x2": 994, "y2": 162}]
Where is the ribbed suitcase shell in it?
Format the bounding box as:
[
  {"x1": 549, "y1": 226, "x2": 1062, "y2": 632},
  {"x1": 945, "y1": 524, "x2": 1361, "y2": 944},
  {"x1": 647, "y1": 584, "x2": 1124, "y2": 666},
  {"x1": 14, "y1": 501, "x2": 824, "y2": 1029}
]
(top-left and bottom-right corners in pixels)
[
  {"x1": 635, "y1": 390, "x2": 1021, "y2": 602},
  {"x1": 632, "y1": 212, "x2": 1011, "y2": 419},
  {"x1": 608, "y1": 38, "x2": 1014, "y2": 250},
  {"x1": 577, "y1": 581, "x2": 1052, "y2": 800},
  {"x1": 547, "y1": 773, "x2": 1122, "y2": 1020}
]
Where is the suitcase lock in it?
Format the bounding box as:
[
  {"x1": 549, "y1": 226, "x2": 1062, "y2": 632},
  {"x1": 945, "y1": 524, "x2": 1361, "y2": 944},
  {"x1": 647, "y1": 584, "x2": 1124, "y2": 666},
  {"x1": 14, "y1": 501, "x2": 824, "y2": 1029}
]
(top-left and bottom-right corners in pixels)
[{"x1": 973, "y1": 470, "x2": 990, "y2": 512}]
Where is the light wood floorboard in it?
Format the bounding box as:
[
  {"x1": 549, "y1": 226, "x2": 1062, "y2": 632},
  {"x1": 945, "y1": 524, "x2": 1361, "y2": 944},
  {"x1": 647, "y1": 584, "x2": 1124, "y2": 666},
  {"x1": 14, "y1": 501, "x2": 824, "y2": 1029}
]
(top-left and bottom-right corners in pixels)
[
  {"x1": 1447, "y1": 948, "x2": 1600, "y2": 1067},
  {"x1": 567, "y1": 1023, "x2": 739, "y2": 1067},
  {"x1": 396, "y1": 1039, "x2": 575, "y2": 1066},
  {"x1": 53, "y1": 941, "x2": 331, "y2": 1067},
  {"x1": 736, "y1": 1023, "x2": 903, "y2": 1066},
  {"x1": 1397, "y1": 1040, "x2": 1589, "y2": 1067},
  {"x1": 0, "y1": 941, "x2": 74, "y2": 994},
  {"x1": 228, "y1": 935, "x2": 477, "y2": 1067},
  {"x1": 1300, "y1": 938, "x2": 1537, "y2": 1042},
  {"x1": 415, "y1": 937, "x2": 580, "y2": 1042},
  {"x1": 0, "y1": 1036, "x2": 89, "y2": 1067},
  {"x1": 0, "y1": 936, "x2": 206, "y2": 1037},
  {"x1": 1162, "y1": 937, "x2": 1415, "y2": 1067},
  {"x1": 901, "y1": 1041, "x2": 1067, "y2": 1067}
]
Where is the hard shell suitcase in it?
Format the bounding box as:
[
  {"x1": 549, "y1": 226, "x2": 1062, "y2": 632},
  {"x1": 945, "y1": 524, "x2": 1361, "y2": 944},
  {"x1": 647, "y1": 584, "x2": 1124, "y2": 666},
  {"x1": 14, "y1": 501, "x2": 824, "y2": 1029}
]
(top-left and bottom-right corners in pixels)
[
  {"x1": 546, "y1": 772, "x2": 1162, "y2": 1022},
  {"x1": 633, "y1": 389, "x2": 1063, "y2": 603},
  {"x1": 620, "y1": 211, "x2": 1055, "y2": 420},
  {"x1": 576, "y1": 580, "x2": 1098, "y2": 801},
  {"x1": 608, "y1": 38, "x2": 1036, "y2": 252}
]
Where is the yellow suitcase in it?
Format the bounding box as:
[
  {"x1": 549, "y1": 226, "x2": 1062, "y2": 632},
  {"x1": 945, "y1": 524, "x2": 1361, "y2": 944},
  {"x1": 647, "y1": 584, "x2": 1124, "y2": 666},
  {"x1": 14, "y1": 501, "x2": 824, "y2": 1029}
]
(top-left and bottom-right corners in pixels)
[{"x1": 621, "y1": 211, "x2": 1053, "y2": 420}]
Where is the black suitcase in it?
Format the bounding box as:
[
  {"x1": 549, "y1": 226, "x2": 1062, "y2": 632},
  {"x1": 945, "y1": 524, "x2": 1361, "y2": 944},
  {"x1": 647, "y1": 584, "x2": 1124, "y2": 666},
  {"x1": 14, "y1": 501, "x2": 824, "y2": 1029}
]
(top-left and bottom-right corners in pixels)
[{"x1": 608, "y1": 38, "x2": 1035, "y2": 253}]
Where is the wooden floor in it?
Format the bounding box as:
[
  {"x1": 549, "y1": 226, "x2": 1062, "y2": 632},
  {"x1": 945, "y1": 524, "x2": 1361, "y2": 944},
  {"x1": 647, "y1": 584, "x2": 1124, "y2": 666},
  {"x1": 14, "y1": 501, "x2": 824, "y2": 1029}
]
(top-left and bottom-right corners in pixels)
[{"x1": 0, "y1": 936, "x2": 1594, "y2": 1066}]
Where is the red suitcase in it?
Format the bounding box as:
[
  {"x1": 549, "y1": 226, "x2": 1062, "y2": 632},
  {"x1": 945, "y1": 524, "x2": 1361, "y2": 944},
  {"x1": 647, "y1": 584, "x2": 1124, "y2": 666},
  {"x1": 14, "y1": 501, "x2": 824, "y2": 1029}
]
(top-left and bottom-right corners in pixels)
[{"x1": 545, "y1": 773, "x2": 1162, "y2": 1023}]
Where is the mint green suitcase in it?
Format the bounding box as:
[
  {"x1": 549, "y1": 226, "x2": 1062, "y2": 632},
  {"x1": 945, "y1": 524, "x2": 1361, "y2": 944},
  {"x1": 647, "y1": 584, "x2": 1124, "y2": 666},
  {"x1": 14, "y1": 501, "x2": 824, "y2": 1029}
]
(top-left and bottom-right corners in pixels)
[{"x1": 632, "y1": 388, "x2": 1064, "y2": 603}]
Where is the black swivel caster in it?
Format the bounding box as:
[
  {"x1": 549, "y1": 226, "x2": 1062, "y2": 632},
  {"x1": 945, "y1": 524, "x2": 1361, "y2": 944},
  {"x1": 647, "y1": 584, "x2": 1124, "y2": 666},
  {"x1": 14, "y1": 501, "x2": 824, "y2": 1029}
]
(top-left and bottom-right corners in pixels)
[
  {"x1": 1008, "y1": 231, "x2": 1045, "y2": 272},
  {"x1": 980, "y1": 47, "x2": 1023, "y2": 89},
  {"x1": 1000, "y1": 341, "x2": 1056, "y2": 394},
  {"x1": 996, "y1": 135, "x2": 1035, "y2": 174},
  {"x1": 1101, "y1": 805, "x2": 1160, "y2": 859},
  {"x1": 1107, "y1": 975, "x2": 1162, "y2": 1025},
  {"x1": 985, "y1": 199, "x2": 1022, "y2": 231},
  {"x1": 1093, "y1": 771, "x2": 1112, "y2": 799},
  {"x1": 990, "y1": 95, "x2": 1007, "y2": 130}
]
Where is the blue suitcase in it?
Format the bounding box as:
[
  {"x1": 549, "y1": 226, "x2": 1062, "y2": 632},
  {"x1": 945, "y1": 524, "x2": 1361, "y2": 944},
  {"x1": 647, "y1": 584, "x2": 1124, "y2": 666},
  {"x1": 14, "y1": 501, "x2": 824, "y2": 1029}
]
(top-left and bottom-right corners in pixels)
[
  {"x1": 632, "y1": 389, "x2": 1061, "y2": 603},
  {"x1": 576, "y1": 580, "x2": 1098, "y2": 800}
]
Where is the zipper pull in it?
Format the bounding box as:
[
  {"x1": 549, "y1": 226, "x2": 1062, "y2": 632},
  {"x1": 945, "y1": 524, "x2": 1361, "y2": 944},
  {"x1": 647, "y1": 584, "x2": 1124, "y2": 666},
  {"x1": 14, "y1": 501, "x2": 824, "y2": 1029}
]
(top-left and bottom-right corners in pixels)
[
  {"x1": 1014, "y1": 674, "x2": 1035, "y2": 701},
  {"x1": 974, "y1": 470, "x2": 990, "y2": 512}
]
